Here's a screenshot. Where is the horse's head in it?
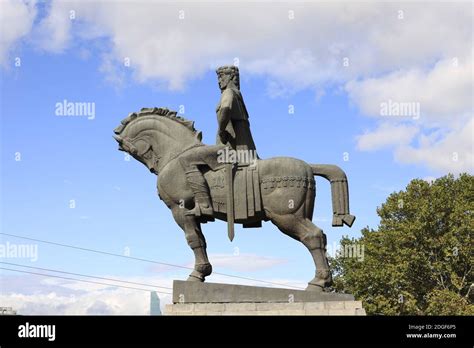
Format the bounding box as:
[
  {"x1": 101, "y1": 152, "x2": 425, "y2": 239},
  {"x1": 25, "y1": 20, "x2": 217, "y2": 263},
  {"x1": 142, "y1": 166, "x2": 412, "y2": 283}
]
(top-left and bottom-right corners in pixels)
[
  {"x1": 114, "y1": 121, "x2": 159, "y2": 174},
  {"x1": 114, "y1": 107, "x2": 202, "y2": 174}
]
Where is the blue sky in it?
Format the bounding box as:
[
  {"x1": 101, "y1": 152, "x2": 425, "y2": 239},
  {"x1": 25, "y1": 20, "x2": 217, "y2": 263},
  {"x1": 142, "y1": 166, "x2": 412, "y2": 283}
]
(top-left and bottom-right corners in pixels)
[{"x1": 0, "y1": 1, "x2": 472, "y2": 314}]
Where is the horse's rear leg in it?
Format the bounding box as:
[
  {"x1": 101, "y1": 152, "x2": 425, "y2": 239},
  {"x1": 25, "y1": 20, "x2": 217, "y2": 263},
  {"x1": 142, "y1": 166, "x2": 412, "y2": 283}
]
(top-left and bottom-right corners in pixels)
[
  {"x1": 171, "y1": 206, "x2": 212, "y2": 282},
  {"x1": 271, "y1": 214, "x2": 332, "y2": 291}
]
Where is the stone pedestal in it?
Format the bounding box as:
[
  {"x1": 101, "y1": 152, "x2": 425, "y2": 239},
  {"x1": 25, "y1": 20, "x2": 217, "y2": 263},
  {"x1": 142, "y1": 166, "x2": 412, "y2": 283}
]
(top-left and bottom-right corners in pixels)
[{"x1": 164, "y1": 280, "x2": 366, "y2": 316}]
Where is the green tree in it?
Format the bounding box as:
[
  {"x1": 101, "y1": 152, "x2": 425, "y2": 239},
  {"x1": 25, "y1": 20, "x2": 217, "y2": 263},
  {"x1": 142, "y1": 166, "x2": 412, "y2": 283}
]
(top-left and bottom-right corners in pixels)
[{"x1": 331, "y1": 174, "x2": 473, "y2": 315}]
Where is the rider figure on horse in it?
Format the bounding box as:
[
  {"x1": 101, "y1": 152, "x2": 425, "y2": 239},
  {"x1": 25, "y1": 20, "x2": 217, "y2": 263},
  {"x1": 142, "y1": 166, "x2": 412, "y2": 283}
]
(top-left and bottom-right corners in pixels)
[{"x1": 179, "y1": 65, "x2": 258, "y2": 217}]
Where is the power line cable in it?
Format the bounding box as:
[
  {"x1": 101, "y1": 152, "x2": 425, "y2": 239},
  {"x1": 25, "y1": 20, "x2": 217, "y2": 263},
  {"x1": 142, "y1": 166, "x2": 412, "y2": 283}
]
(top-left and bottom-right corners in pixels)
[
  {"x1": 0, "y1": 267, "x2": 172, "y2": 294},
  {"x1": 0, "y1": 232, "x2": 305, "y2": 289},
  {"x1": 0, "y1": 261, "x2": 172, "y2": 290}
]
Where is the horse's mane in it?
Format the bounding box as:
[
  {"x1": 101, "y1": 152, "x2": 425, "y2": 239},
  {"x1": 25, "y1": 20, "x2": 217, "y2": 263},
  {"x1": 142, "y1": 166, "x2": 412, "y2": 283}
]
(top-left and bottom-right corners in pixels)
[{"x1": 114, "y1": 107, "x2": 201, "y2": 140}]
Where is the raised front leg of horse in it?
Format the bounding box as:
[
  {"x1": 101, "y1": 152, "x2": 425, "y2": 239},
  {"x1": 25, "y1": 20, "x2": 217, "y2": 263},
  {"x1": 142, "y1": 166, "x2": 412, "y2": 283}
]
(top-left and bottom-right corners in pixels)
[{"x1": 171, "y1": 206, "x2": 212, "y2": 281}]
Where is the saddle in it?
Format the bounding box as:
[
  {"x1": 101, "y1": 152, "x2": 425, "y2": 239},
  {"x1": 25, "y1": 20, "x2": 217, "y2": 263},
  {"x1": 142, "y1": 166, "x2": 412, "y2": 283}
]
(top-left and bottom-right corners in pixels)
[{"x1": 204, "y1": 163, "x2": 263, "y2": 227}]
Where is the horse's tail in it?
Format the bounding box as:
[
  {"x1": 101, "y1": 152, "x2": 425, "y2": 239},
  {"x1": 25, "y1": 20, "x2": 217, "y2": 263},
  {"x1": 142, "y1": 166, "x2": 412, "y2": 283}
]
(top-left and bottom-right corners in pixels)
[{"x1": 311, "y1": 164, "x2": 356, "y2": 227}]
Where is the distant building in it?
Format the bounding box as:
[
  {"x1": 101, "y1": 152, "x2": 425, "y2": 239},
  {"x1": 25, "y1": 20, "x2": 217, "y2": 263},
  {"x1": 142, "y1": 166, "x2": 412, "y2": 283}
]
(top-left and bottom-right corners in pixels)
[
  {"x1": 150, "y1": 292, "x2": 161, "y2": 315},
  {"x1": 0, "y1": 307, "x2": 17, "y2": 315}
]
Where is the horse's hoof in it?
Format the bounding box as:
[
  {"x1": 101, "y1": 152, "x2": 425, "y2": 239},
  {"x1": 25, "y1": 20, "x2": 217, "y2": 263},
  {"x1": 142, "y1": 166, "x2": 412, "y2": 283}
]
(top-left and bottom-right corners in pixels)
[
  {"x1": 187, "y1": 270, "x2": 205, "y2": 282},
  {"x1": 186, "y1": 263, "x2": 212, "y2": 282},
  {"x1": 332, "y1": 214, "x2": 356, "y2": 227},
  {"x1": 307, "y1": 269, "x2": 333, "y2": 290},
  {"x1": 332, "y1": 215, "x2": 343, "y2": 227},
  {"x1": 194, "y1": 263, "x2": 212, "y2": 277},
  {"x1": 342, "y1": 214, "x2": 356, "y2": 227},
  {"x1": 186, "y1": 274, "x2": 204, "y2": 282},
  {"x1": 305, "y1": 283, "x2": 324, "y2": 292}
]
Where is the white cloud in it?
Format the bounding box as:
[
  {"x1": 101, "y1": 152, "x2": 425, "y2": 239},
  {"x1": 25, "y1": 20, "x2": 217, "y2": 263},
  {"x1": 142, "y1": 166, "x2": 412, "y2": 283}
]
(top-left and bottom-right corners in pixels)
[
  {"x1": 1, "y1": 1, "x2": 472, "y2": 173},
  {"x1": 0, "y1": 0, "x2": 37, "y2": 66},
  {"x1": 395, "y1": 118, "x2": 474, "y2": 173},
  {"x1": 0, "y1": 271, "x2": 305, "y2": 315},
  {"x1": 22, "y1": 1, "x2": 472, "y2": 92},
  {"x1": 0, "y1": 273, "x2": 173, "y2": 315},
  {"x1": 1, "y1": 289, "x2": 155, "y2": 315},
  {"x1": 345, "y1": 57, "x2": 472, "y2": 125},
  {"x1": 347, "y1": 56, "x2": 472, "y2": 173},
  {"x1": 33, "y1": 0, "x2": 72, "y2": 53},
  {"x1": 208, "y1": 253, "x2": 288, "y2": 272},
  {"x1": 356, "y1": 122, "x2": 419, "y2": 151}
]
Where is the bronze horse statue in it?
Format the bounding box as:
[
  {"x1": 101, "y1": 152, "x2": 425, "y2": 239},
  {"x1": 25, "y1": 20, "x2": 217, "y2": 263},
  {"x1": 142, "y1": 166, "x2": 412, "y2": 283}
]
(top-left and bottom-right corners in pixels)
[{"x1": 114, "y1": 107, "x2": 355, "y2": 291}]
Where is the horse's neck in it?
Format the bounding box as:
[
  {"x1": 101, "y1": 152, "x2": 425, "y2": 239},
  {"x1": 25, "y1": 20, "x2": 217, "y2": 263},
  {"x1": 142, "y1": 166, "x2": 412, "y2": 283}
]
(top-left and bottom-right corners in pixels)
[
  {"x1": 145, "y1": 120, "x2": 201, "y2": 173},
  {"x1": 155, "y1": 139, "x2": 201, "y2": 173}
]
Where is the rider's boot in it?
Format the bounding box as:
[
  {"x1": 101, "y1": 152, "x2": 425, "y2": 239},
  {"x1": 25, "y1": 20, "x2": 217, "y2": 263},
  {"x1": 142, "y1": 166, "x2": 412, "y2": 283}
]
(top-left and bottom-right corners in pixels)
[{"x1": 184, "y1": 170, "x2": 214, "y2": 217}]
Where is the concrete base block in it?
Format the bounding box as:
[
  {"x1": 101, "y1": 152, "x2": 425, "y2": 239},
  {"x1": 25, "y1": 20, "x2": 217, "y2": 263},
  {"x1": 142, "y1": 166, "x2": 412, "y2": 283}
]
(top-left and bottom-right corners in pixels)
[
  {"x1": 164, "y1": 280, "x2": 366, "y2": 316},
  {"x1": 165, "y1": 301, "x2": 366, "y2": 315},
  {"x1": 171, "y1": 280, "x2": 354, "y2": 303}
]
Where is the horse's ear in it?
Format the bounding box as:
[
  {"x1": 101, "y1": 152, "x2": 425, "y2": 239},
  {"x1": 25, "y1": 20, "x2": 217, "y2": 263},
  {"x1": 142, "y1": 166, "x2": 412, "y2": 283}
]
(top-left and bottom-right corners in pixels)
[{"x1": 196, "y1": 131, "x2": 202, "y2": 141}]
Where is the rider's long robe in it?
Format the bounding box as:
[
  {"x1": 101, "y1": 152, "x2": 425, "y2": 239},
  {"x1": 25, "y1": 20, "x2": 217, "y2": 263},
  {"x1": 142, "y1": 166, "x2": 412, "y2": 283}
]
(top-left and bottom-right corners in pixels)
[{"x1": 216, "y1": 87, "x2": 258, "y2": 154}]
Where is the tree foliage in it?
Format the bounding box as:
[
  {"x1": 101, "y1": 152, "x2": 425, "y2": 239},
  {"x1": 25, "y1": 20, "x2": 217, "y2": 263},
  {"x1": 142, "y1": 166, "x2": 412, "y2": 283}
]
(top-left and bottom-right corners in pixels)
[{"x1": 331, "y1": 174, "x2": 473, "y2": 315}]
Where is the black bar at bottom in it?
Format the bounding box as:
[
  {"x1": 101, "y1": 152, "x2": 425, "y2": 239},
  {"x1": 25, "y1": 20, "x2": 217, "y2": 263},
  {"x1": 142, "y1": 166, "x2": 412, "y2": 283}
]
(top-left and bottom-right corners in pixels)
[{"x1": 0, "y1": 315, "x2": 471, "y2": 346}]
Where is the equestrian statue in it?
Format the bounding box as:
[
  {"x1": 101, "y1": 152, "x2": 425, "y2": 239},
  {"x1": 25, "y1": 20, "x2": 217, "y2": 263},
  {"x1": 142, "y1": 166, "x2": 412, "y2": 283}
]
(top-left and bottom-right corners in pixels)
[{"x1": 113, "y1": 66, "x2": 355, "y2": 291}]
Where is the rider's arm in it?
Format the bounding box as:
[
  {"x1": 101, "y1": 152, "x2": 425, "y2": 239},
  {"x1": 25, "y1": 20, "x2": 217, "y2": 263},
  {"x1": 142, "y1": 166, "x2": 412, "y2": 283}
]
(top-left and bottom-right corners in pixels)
[{"x1": 218, "y1": 89, "x2": 233, "y2": 140}]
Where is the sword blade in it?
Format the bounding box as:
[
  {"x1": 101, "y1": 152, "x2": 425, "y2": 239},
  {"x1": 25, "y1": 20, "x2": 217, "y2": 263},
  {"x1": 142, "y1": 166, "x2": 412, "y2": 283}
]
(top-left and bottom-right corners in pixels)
[{"x1": 226, "y1": 162, "x2": 235, "y2": 241}]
